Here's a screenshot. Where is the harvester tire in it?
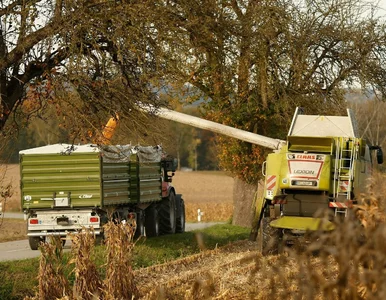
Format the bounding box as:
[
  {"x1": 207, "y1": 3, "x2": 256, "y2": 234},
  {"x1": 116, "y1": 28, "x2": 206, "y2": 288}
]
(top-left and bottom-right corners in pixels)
[
  {"x1": 29, "y1": 236, "x2": 45, "y2": 251},
  {"x1": 159, "y1": 191, "x2": 177, "y2": 234},
  {"x1": 145, "y1": 204, "x2": 160, "y2": 237},
  {"x1": 258, "y1": 217, "x2": 282, "y2": 256},
  {"x1": 175, "y1": 195, "x2": 185, "y2": 233}
]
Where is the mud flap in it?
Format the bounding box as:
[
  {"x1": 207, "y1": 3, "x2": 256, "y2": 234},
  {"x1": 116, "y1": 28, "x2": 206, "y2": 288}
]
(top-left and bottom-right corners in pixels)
[{"x1": 249, "y1": 194, "x2": 267, "y2": 241}]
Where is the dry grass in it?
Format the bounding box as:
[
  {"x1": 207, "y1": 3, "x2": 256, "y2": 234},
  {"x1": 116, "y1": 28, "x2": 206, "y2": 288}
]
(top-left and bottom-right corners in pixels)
[
  {"x1": 0, "y1": 164, "x2": 21, "y2": 212},
  {"x1": 102, "y1": 220, "x2": 138, "y2": 299},
  {"x1": 133, "y1": 172, "x2": 386, "y2": 299},
  {"x1": 27, "y1": 222, "x2": 138, "y2": 300},
  {"x1": 0, "y1": 218, "x2": 27, "y2": 242},
  {"x1": 172, "y1": 171, "x2": 234, "y2": 204},
  {"x1": 70, "y1": 229, "x2": 102, "y2": 299},
  {"x1": 7, "y1": 165, "x2": 386, "y2": 299},
  {"x1": 24, "y1": 237, "x2": 71, "y2": 300},
  {"x1": 172, "y1": 171, "x2": 234, "y2": 222},
  {"x1": 185, "y1": 203, "x2": 233, "y2": 222}
]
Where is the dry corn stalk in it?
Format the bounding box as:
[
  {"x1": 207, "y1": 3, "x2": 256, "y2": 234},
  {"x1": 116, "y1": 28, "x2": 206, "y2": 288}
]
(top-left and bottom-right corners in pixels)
[
  {"x1": 102, "y1": 220, "x2": 138, "y2": 299},
  {"x1": 70, "y1": 228, "x2": 102, "y2": 300},
  {"x1": 35, "y1": 237, "x2": 70, "y2": 300}
]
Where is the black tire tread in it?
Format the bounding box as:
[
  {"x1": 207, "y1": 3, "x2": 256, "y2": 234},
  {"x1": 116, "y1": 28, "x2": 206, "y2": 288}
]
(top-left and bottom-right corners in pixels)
[
  {"x1": 258, "y1": 217, "x2": 282, "y2": 256},
  {"x1": 159, "y1": 192, "x2": 177, "y2": 235},
  {"x1": 176, "y1": 196, "x2": 185, "y2": 233},
  {"x1": 145, "y1": 204, "x2": 160, "y2": 237},
  {"x1": 29, "y1": 236, "x2": 44, "y2": 250}
]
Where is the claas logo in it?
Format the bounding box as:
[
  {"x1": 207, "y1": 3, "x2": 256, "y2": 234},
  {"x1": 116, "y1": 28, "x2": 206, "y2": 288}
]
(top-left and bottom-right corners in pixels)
[{"x1": 287, "y1": 154, "x2": 324, "y2": 161}]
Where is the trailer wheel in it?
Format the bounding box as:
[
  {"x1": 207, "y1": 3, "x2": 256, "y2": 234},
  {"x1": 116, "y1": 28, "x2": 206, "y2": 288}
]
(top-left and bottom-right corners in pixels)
[
  {"x1": 29, "y1": 236, "x2": 45, "y2": 251},
  {"x1": 258, "y1": 217, "x2": 282, "y2": 256},
  {"x1": 159, "y1": 191, "x2": 177, "y2": 234},
  {"x1": 135, "y1": 210, "x2": 145, "y2": 238},
  {"x1": 175, "y1": 195, "x2": 185, "y2": 233},
  {"x1": 145, "y1": 204, "x2": 160, "y2": 237},
  {"x1": 95, "y1": 232, "x2": 104, "y2": 245}
]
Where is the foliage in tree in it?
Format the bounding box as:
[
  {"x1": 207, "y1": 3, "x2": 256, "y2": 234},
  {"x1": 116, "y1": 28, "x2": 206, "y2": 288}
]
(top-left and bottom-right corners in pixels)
[
  {"x1": 2, "y1": 0, "x2": 386, "y2": 180},
  {"x1": 350, "y1": 94, "x2": 386, "y2": 171},
  {"x1": 152, "y1": 0, "x2": 386, "y2": 183},
  {"x1": 0, "y1": 0, "x2": 169, "y2": 150}
]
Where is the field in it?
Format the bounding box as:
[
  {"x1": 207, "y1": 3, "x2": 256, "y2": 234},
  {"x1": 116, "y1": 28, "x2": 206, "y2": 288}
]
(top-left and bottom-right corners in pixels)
[
  {"x1": 2, "y1": 165, "x2": 386, "y2": 299},
  {"x1": 171, "y1": 171, "x2": 234, "y2": 222},
  {"x1": 0, "y1": 164, "x2": 21, "y2": 212},
  {"x1": 0, "y1": 165, "x2": 234, "y2": 242}
]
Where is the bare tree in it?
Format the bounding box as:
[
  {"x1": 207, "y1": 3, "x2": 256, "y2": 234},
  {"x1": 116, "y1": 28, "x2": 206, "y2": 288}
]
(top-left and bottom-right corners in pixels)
[{"x1": 0, "y1": 0, "x2": 167, "y2": 141}]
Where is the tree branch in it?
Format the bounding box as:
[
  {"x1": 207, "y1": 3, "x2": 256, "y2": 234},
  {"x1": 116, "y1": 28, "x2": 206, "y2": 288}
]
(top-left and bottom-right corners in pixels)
[
  {"x1": 0, "y1": 21, "x2": 62, "y2": 71},
  {"x1": 0, "y1": 0, "x2": 42, "y2": 17}
]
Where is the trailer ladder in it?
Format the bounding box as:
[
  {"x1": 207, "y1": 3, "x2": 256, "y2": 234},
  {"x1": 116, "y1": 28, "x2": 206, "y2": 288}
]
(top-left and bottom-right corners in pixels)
[{"x1": 332, "y1": 137, "x2": 358, "y2": 216}]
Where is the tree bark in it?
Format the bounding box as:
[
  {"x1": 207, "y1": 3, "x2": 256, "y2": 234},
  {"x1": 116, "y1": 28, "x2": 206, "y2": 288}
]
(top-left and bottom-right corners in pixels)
[{"x1": 232, "y1": 177, "x2": 262, "y2": 228}]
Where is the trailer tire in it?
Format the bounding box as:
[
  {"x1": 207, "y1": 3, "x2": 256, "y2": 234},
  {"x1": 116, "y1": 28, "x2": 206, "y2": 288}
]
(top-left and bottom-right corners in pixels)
[
  {"x1": 258, "y1": 217, "x2": 282, "y2": 256},
  {"x1": 135, "y1": 210, "x2": 145, "y2": 238},
  {"x1": 29, "y1": 236, "x2": 45, "y2": 251},
  {"x1": 95, "y1": 233, "x2": 104, "y2": 245},
  {"x1": 175, "y1": 195, "x2": 185, "y2": 233},
  {"x1": 159, "y1": 191, "x2": 177, "y2": 234},
  {"x1": 145, "y1": 204, "x2": 160, "y2": 237}
]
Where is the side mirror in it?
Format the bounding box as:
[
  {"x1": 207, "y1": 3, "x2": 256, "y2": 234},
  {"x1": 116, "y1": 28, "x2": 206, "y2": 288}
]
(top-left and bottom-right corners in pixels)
[
  {"x1": 377, "y1": 148, "x2": 383, "y2": 164},
  {"x1": 173, "y1": 158, "x2": 178, "y2": 171}
]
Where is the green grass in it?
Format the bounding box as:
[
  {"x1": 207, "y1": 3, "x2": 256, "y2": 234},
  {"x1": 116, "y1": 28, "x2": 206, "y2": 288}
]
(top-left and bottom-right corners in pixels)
[
  {"x1": 0, "y1": 259, "x2": 40, "y2": 299},
  {"x1": 0, "y1": 224, "x2": 250, "y2": 300}
]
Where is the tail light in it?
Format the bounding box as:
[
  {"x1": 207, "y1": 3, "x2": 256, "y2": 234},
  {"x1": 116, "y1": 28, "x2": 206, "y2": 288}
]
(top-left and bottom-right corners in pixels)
[
  {"x1": 29, "y1": 219, "x2": 39, "y2": 225},
  {"x1": 89, "y1": 217, "x2": 99, "y2": 223},
  {"x1": 272, "y1": 195, "x2": 287, "y2": 204}
]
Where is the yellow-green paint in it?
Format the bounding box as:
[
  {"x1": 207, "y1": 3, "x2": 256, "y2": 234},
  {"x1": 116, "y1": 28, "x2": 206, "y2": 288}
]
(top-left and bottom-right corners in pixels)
[
  {"x1": 288, "y1": 136, "x2": 334, "y2": 153},
  {"x1": 260, "y1": 135, "x2": 374, "y2": 232},
  {"x1": 270, "y1": 216, "x2": 335, "y2": 231},
  {"x1": 263, "y1": 136, "x2": 373, "y2": 199},
  {"x1": 20, "y1": 150, "x2": 162, "y2": 209}
]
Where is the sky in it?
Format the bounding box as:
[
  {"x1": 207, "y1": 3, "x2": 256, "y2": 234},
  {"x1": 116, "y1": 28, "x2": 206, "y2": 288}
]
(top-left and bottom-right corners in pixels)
[{"x1": 375, "y1": 0, "x2": 386, "y2": 17}]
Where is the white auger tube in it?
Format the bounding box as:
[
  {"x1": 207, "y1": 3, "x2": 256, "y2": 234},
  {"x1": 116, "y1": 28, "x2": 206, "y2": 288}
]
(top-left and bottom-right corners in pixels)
[{"x1": 147, "y1": 106, "x2": 285, "y2": 150}]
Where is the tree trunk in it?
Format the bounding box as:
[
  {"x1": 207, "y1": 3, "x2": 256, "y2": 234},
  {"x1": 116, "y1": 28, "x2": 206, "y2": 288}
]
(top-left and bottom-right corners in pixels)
[{"x1": 232, "y1": 178, "x2": 263, "y2": 228}]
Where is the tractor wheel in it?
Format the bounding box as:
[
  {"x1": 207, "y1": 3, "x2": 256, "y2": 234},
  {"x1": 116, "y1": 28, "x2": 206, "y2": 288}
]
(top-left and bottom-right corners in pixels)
[
  {"x1": 134, "y1": 210, "x2": 146, "y2": 238},
  {"x1": 175, "y1": 195, "x2": 185, "y2": 233},
  {"x1": 29, "y1": 236, "x2": 46, "y2": 251},
  {"x1": 258, "y1": 217, "x2": 282, "y2": 256},
  {"x1": 145, "y1": 204, "x2": 160, "y2": 237},
  {"x1": 159, "y1": 192, "x2": 177, "y2": 235}
]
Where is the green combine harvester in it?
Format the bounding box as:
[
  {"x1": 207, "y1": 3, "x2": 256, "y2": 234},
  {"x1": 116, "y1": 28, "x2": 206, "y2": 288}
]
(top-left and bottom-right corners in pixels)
[{"x1": 146, "y1": 106, "x2": 383, "y2": 254}]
